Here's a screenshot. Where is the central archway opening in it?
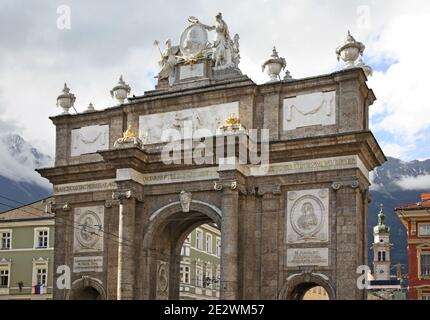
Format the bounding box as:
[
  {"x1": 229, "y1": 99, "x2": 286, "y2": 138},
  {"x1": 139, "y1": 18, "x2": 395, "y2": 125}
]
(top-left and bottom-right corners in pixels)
[
  {"x1": 70, "y1": 286, "x2": 102, "y2": 300},
  {"x1": 179, "y1": 223, "x2": 221, "y2": 300},
  {"x1": 142, "y1": 201, "x2": 223, "y2": 300},
  {"x1": 290, "y1": 283, "x2": 330, "y2": 300},
  {"x1": 302, "y1": 285, "x2": 329, "y2": 300}
]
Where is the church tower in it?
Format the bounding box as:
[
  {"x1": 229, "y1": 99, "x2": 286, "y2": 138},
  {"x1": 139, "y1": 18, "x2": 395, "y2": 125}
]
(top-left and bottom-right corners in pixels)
[{"x1": 372, "y1": 204, "x2": 391, "y2": 281}]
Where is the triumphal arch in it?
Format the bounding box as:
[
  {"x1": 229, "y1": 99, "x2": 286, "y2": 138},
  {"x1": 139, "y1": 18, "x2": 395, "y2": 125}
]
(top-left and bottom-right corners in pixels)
[{"x1": 38, "y1": 14, "x2": 385, "y2": 300}]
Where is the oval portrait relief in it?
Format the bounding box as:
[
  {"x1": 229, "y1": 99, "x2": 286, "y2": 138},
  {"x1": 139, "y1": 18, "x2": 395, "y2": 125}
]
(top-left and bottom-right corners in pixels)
[
  {"x1": 76, "y1": 210, "x2": 102, "y2": 249},
  {"x1": 290, "y1": 195, "x2": 325, "y2": 237},
  {"x1": 179, "y1": 24, "x2": 208, "y2": 58}
]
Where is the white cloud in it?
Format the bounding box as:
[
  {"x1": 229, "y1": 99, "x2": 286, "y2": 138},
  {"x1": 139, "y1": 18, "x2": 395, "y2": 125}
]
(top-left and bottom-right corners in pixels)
[
  {"x1": 378, "y1": 142, "x2": 414, "y2": 159},
  {"x1": 369, "y1": 170, "x2": 382, "y2": 191},
  {"x1": 395, "y1": 174, "x2": 430, "y2": 191},
  {"x1": 368, "y1": 13, "x2": 430, "y2": 148}
]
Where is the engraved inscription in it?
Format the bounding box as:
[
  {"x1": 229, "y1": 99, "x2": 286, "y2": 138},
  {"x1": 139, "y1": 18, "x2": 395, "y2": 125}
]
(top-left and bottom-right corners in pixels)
[{"x1": 286, "y1": 248, "x2": 329, "y2": 267}]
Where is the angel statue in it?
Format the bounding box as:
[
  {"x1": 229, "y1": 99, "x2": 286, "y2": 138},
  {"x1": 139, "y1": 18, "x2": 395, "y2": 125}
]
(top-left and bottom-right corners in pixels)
[{"x1": 154, "y1": 39, "x2": 179, "y2": 86}]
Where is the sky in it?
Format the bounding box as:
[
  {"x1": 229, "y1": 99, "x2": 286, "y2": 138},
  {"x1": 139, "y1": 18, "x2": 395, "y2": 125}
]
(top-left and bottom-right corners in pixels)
[{"x1": 0, "y1": 0, "x2": 430, "y2": 166}]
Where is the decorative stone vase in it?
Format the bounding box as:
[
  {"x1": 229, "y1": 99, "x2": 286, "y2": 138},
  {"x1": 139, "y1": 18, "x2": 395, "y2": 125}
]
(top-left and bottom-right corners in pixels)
[
  {"x1": 56, "y1": 83, "x2": 76, "y2": 114},
  {"x1": 336, "y1": 31, "x2": 365, "y2": 68},
  {"x1": 110, "y1": 75, "x2": 131, "y2": 104},
  {"x1": 355, "y1": 58, "x2": 373, "y2": 78},
  {"x1": 262, "y1": 47, "x2": 286, "y2": 82},
  {"x1": 283, "y1": 69, "x2": 294, "y2": 81},
  {"x1": 84, "y1": 102, "x2": 96, "y2": 113}
]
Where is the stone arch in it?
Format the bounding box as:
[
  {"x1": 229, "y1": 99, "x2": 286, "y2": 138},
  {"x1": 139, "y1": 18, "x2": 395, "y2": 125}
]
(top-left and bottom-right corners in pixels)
[
  {"x1": 66, "y1": 276, "x2": 106, "y2": 300},
  {"x1": 143, "y1": 200, "x2": 222, "y2": 249},
  {"x1": 140, "y1": 199, "x2": 222, "y2": 299},
  {"x1": 278, "y1": 272, "x2": 335, "y2": 300}
]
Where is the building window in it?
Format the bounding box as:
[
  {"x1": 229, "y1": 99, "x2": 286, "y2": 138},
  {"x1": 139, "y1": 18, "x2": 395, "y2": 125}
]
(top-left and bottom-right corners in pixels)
[
  {"x1": 420, "y1": 295, "x2": 430, "y2": 300},
  {"x1": 180, "y1": 266, "x2": 190, "y2": 284},
  {"x1": 35, "y1": 228, "x2": 49, "y2": 248},
  {"x1": 36, "y1": 267, "x2": 47, "y2": 286},
  {"x1": 216, "y1": 238, "x2": 221, "y2": 257},
  {"x1": 196, "y1": 266, "x2": 203, "y2": 287},
  {"x1": 378, "y1": 251, "x2": 382, "y2": 261},
  {"x1": 420, "y1": 254, "x2": 430, "y2": 277},
  {"x1": 0, "y1": 231, "x2": 11, "y2": 250},
  {"x1": 205, "y1": 267, "x2": 213, "y2": 289},
  {"x1": 382, "y1": 251, "x2": 386, "y2": 262},
  {"x1": 206, "y1": 234, "x2": 212, "y2": 254},
  {"x1": 181, "y1": 245, "x2": 190, "y2": 257},
  {"x1": 0, "y1": 268, "x2": 9, "y2": 288},
  {"x1": 196, "y1": 230, "x2": 203, "y2": 250},
  {"x1": 418, "y1": 223, "x2": 430, "y2": 237},
  {"x1": 32, "y1": 260, "x2": 48, "y2": 290}
]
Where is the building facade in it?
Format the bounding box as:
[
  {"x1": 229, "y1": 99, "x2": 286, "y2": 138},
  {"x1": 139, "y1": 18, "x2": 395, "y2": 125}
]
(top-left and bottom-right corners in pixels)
[
  {"x1": 38, "y1": 14, "x2": 385, "y2": 300},
  {"x1": 396, "y1": 192, "x2": 430, "y2": 300},
  {"x1": 0, "y1": 199, "x2": 54, "y2": 300},
  {"x1": 179, "y1": 224, "x2": 221, "y2": 299}
]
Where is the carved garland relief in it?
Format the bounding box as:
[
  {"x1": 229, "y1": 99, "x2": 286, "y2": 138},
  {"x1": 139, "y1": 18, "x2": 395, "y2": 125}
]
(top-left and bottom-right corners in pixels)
[
  {"x1": 71, "y1": 124, "x2": 109, "y2": 156},
  {"x1": 283, "y1": 91, "x2": 336, "y2": 131}
]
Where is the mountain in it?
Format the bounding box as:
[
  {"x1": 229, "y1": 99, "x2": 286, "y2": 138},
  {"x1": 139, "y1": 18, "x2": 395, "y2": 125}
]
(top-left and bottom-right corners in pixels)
[
  {"x1": 0, "y1": 134, "x2": 52, "y2": 212},
  {"x1": 369, "y1": 156, "x2": 430, "y2": 276}
]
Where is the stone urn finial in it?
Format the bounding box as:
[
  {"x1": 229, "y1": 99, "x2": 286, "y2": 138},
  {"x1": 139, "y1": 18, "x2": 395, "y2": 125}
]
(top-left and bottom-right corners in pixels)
[
  {"x1": 84, "y1": 102, "x2": 96, "y2": 113},
  {"x1": 336, "y1": 30, "x2": 365, "y2": 68},
  {"x1": 336, "y1": 30, "x2": 372, "y2": 77},
  {"x1": 262, "y1": 46, "x2": 287, "y2": 82},
  {"x1": 56, "y1": 83, "x2": 76, "y2": 115},
  {"x1": 110, "y1": 75, "x2": 131, "y2": 104},
  {"x1": 283, "y1": 69, "x2": 294, "y2": 81}
]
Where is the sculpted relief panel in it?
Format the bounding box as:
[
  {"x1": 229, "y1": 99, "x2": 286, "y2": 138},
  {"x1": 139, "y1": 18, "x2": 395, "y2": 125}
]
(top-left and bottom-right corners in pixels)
[
  {"x1": 156, "y1": 261, "x2": 169, "y2": 299},
  {"x1": 286, "y1": 189, "x2": 329, "y2": 244},
  {"x1": 73, "y1": 206, "x2": 104, "y2": 253},
  {"x1": 71, "y1": 124, "x2": 109, "y2": 157},
  {"x1": 139, "y1": 101, "x2": 239, "y2": 144},
  {"x1": 283, "y1": 91, "x2": 336, "y2": 131}
]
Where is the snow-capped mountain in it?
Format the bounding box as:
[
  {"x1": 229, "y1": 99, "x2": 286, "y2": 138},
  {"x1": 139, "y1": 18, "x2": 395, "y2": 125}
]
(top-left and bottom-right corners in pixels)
[
  {"x1": 371, "y1": 156, "x2": 430, "y2": 193},
  {"x1": 0, "y1": 134, "x2": 52, "y2": 212},
  {"x1": 2, "y1": 134, "x2": 52, "y2": 169}
]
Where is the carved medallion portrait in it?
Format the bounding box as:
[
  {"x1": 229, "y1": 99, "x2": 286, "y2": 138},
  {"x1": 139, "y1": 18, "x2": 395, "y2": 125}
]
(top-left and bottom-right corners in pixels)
[
  {"x1": 286, "y1": 189, "x2": 329, "y2": 244},
  {"x1": 179, "y1": 24, "x2": 208, "y2": 58},
  {"x1": 74, "y1": 206, "x2": 104, "y2": 253}
]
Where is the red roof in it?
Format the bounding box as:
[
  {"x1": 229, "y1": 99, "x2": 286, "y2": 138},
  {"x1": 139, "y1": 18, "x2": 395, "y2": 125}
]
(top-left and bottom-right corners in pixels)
[{"x1": 395, "y1": 192, "x2": 430, "y2": 210}]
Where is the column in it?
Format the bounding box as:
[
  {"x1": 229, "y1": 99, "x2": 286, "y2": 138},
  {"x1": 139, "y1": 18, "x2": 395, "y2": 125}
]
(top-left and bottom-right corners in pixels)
[
  {"x1": 113, "y1": 190, "x2": 136, "y2": 300},
  {"x1": 219, "y1": 181, "x2": 239, "y2": 299},
  {"x1": 258, "y1": 186, "x2": 281, "y2": 299},
  {"x1": 332, "y1": 179, "x2": 363, "y2": 300}
]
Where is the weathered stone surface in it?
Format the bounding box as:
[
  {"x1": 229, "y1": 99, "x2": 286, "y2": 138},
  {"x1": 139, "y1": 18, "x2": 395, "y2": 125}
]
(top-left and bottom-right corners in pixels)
[{"x1": 39, "y1": 68, "x2": 385, "y2": 300}]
